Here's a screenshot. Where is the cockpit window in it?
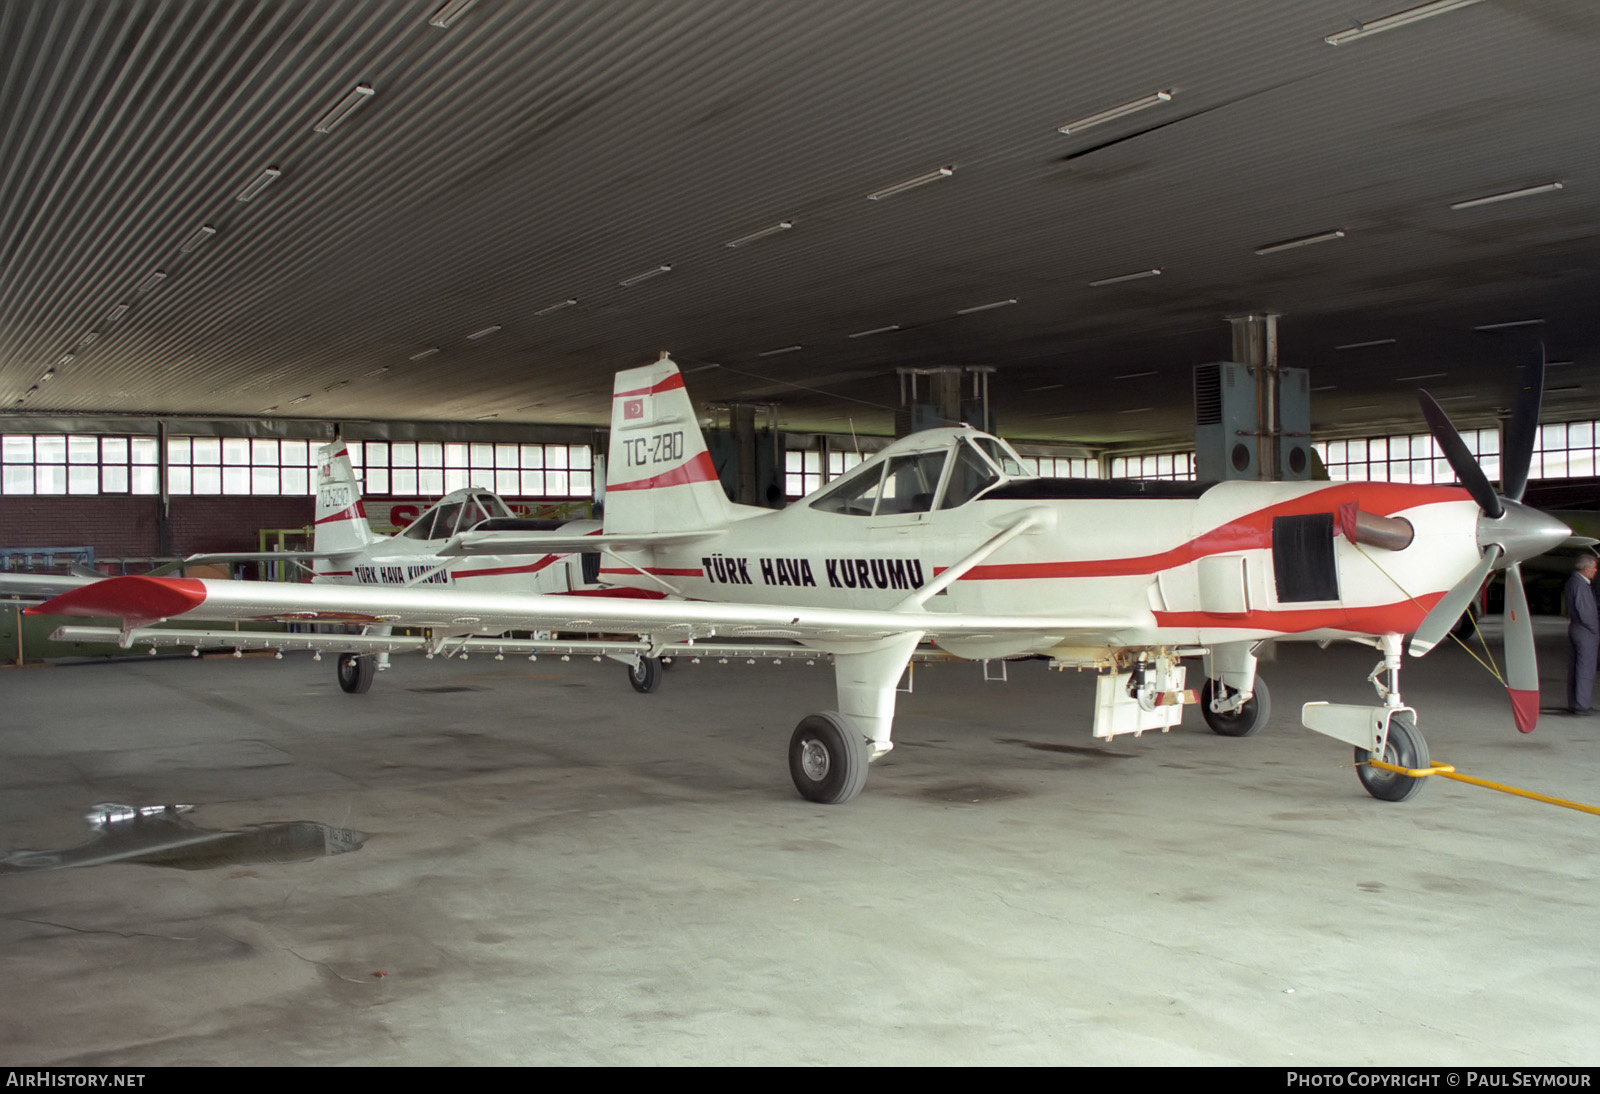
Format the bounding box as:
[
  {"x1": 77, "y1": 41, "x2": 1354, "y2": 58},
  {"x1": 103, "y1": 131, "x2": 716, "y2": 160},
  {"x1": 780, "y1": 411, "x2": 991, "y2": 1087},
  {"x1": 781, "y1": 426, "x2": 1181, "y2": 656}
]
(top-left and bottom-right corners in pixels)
[
  {"x1": 811, "y1": 451, "x2": 946, "y2": 516},
  {"x1": 974, "y1": 436, "x2": 1030, "y2": 477},
  {"x1": 939, "y1": 442, "x2": 1001, "y2": 509}
]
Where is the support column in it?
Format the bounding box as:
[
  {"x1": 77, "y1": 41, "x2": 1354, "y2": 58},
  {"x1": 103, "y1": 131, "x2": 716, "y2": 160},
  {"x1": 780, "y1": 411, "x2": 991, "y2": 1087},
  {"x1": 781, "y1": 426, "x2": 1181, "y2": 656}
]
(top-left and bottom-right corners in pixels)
[{"x1": 1229, "y1": 313, "x2": 1280, "y2": 481}]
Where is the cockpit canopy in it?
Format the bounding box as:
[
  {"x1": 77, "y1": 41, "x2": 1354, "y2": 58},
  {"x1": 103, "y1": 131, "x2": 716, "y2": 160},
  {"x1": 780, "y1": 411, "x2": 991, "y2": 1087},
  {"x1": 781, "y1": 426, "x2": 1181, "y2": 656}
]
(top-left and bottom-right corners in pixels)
[
  {"x1": 400, "y1": 488, "x2": 515, "y2": 540},
  {"x1": 809, "y1": 429, "x2": 1031, "y2": 517}
]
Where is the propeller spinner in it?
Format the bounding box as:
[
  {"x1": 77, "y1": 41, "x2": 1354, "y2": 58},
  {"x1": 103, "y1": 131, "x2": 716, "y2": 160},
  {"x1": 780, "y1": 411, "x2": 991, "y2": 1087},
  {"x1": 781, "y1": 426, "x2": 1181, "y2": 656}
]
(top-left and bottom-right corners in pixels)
[{"x1": 1409, "y1": 356, "x2": 1571, "y2": 733}]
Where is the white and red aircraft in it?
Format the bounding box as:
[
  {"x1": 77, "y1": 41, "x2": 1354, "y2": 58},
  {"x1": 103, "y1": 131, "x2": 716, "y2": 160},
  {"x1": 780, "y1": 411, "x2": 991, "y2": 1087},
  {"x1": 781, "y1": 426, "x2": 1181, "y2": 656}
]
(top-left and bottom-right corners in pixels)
[{"x1": 32, "y1": 354, "x2": 1569, "y2": 805}]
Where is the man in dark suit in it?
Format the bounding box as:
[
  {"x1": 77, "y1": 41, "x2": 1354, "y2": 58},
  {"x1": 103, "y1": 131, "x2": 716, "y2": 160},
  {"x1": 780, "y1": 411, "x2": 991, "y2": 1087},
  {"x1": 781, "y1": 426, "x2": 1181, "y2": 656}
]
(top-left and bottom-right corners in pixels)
[{"x1": 1564, "y1": 556, "x2": 1599, "y2": 714}]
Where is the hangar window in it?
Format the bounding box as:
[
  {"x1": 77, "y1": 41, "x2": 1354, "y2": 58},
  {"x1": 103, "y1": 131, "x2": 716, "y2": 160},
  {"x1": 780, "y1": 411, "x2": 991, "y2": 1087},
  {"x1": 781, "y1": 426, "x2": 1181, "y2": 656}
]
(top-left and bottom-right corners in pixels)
[
  {"x1": 1107, "y1": 451, "x2": 1197, "y2": 481},
  {"x1": 2, "y1": 433, "x2": 159, "y2": 495},
  {"x1": 1022, "y1": 455, "x2": 1100, "y2": 478},
  {"x1": 344, "y1": 441, "x2": 592, "y2": 499}
]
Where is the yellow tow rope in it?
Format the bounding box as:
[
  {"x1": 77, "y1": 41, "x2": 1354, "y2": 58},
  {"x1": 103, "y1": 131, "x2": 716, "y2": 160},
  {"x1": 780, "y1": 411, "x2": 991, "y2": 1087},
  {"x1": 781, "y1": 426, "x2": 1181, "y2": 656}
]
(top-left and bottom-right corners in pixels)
[{"x1": 1363, "y1": 758, "x2": 1600, "y2": 816}]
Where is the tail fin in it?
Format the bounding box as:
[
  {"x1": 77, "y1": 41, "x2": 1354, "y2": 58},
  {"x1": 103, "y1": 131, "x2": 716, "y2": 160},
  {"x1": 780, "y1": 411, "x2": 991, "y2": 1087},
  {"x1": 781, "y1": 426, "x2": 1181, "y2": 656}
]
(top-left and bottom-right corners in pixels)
[
  {"x1": 604, "y1": 354, "x2": 735, "y2": 534},
  {"x1": 314, "y1": 442, "x2": 381, "y2": 556}
]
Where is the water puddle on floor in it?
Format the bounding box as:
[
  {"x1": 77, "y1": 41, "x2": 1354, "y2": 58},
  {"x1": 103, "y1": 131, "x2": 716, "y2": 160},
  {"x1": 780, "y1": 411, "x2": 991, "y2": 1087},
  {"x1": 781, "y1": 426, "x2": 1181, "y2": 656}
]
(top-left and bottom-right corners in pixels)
[{"x1": 0, "y1": 803, "x2": 366, "y2": 873}]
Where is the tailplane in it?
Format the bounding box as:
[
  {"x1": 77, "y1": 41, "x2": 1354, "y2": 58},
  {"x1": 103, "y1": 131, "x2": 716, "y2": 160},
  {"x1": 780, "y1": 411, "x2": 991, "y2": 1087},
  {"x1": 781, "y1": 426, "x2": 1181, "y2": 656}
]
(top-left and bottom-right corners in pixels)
[
  {"x1": 604, "y1": 354, "x2": 738, "y2": 535},
  {"x1": 314, "y1": 442, "x2": 381, "y2": 556}
]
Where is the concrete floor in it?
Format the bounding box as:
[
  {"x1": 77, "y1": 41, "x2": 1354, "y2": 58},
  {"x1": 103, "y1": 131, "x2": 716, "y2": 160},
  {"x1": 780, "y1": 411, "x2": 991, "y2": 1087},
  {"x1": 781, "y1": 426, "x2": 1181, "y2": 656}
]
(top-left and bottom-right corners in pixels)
[{"x1": 1, "y1": 625, "x2": 1596, "y2": 1066}]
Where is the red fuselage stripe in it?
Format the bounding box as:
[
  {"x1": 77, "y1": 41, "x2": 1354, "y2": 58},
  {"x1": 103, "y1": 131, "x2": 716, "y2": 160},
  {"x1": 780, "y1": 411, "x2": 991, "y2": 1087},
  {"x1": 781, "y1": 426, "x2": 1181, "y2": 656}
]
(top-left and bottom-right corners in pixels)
[{"x1": 941, "y1": 483, "x2": 1468, "y2": 581}]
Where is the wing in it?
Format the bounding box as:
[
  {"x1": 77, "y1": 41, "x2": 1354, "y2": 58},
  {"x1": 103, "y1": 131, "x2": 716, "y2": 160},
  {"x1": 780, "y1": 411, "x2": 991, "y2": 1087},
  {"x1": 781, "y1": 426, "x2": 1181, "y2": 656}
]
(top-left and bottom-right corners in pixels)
[{"x1": 28, "y1": 574, "x2": 1143, "y2": 648}]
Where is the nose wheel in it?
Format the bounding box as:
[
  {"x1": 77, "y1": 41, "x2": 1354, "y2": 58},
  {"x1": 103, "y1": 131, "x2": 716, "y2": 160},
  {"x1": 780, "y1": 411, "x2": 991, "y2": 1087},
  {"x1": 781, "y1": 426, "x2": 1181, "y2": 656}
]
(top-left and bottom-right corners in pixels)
[{"x1": 1355, "y1": 713, "x2": 1430, "y2": 802}]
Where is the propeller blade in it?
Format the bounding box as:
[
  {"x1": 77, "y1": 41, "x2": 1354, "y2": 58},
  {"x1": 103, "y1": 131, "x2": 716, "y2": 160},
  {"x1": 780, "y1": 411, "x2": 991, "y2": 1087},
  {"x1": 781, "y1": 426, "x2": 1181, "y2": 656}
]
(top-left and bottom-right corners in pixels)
[
  {"x1": 1500, "y1": 348, "x2": 1546, "y2": 503},
  {"x1": 1503, "y1": 563, "x2": 1539, "y2": 734},
  {"x1": 1419, "y1": 389, "x2": 1502, "y2": 518},
  {"x1": 1410, "y1": 544, "x2": 1502, "y2": 657}
]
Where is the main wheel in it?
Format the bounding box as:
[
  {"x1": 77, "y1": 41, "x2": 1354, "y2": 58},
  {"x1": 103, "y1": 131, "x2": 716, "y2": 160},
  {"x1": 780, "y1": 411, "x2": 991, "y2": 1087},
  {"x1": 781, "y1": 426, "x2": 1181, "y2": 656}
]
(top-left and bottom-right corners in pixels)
[
  {"x1": 1200, "y1": 677, "x2": 1271, "y2": 737},
  {"x1": 627, "y1": 656, "x2": 662, "y2": 693},
  {"x1": 788, "y1": 712, "x2": 870, "y2": 805},
  {"x1": 1355, "y1": 712, "x2": 1430, "y2": 803},
  {"x1": 336, "y1": 652, "x2": 375, "y2": 694}
]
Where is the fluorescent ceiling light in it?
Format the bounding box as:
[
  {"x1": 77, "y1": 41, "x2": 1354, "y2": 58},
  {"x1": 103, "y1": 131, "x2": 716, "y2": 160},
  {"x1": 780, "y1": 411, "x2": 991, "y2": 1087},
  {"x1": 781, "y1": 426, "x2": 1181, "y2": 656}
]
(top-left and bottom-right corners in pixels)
[
  {"x1": 1394, "y1": 372, "x2": 1447, "y2": 382},
  {"x1": 758, "y1": 345, "x2": 802, "y2": 357},
  {"x1": 54, "y1": 355, "x2": 71, "y2": 367},
  {"x1": 1088, "y1": 268, "x2": 1162, "y2": 287},
  {"x1": 290, "y1": 394, "x2": 312, "y2": 405},
  {"x1": 1473, "y1": 318, "x2": 1544, "y2": 331},
  {"x1": 1450, "y1": 181, "x2": 1563, "y2": 210},
  {"x1": 313, "y1": 84, "x2": 375, "y2": 134},
  {"x1": 136, "y1": 270, "x2": 167, "y2": 293},
  {"x1": 619, "y1": 265, "x2": 672, "y2": 286},
  {"x1": 104, "y1": 304, "x2": 129, "y2": 322},
  {"x1": 235, "y1": 168, "x2": 282, "y2": 202},
  {"x1": 1118, "y1": 406, "x2": 1153, "y2": 415},
  {"x1": 1546, "y1": 360, "x2": 1574, "y2": 367},
  {"x1": 179, "y1": 225, "x2": 217, "y2": 253},
  {"x1": 956, "y1": 298, "x2": 1016, "y2": 315},
  {"x1": 473, "y1": 412, "x2": 499, "y2": 420},
  {"x1": 534, "y1": 298, "x2": 577, "y2": 316},
  {"x1": 1312, "y1": 384, "x2": 1338, "y2": 391},
  {"x1": 1027, "y1": 384, "x2": 1064, "y2": 392},
  {"x1": 1347, "y1": 404, "x2": 1380, "y2": 411},
  {"x1": 1059, "y1": 91, "x2": 1172, "y2": 134},
  {"x1": 76, "y1": 332, "x2": 99, "y2": 348},
  {"x1": 1114, "y1": 370, "x2": 1158, "y2": 380},
  {"x1": 366, "y1": 366, "x2": 391, "y2": 377},
  {"x1": 1254, "y1": 229, "x2": 1345, "y2": 255},
  {"x1": 726, "y1": 221, "x2": 793, "y2": 248},
  {"x1": 466, "y1": 325, "x2": 501, "y2": 340},
  {"x1": 1324, "y1": 0, "x2": 1482, "y2": 45},
  {"x1": 40, "y1": 368, "x2": 57, "y2": 381},
  {"x1": 1547, "y1": 384, "x2": 1584, "y2": 394},
  {"x1": 848, "y1": 325, "x2": 900, "y2": 338},
  {"x1": 867, "y1": 167, "x2": 953, "y2": 201},
  {"x1": 428, "y1": 0, "x2": 477, "y2": 27},
  {"x1": 410, "y1": 347, "x2": 440, "y2": 360},
  {"x1": 1335, "y1": 338, "x2": 1397, "y2": 350}
]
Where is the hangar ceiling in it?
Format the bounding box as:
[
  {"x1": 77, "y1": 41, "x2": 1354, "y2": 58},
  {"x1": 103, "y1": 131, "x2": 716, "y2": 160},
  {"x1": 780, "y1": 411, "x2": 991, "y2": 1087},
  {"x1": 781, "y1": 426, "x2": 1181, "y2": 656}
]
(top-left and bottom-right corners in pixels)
[{"x1": 1, "y1": 0, "x2": 1596, "y2": 450}]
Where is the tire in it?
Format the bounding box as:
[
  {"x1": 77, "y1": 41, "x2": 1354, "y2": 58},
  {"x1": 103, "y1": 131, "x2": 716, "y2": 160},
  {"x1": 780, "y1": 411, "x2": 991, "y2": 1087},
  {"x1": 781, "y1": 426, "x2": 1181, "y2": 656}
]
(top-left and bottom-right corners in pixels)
[
  {"x1": 1450, "y1": 605, "x2": 1478, "y2": 641},
  {"x1": 627, "y1": 656, "x2": 662, "y2": 693},
  {"x1": 1355, "y1": 712, "x2": 1430, "y2": 803},
  {"x1": 1200, "y1": 676, "x2": 1271, "y2": 737},
  {"x1": 788, "y1": 712, "x2": 870, "y2": 805},
  {"x1": 336, "y1": 652, "x2": 375, "y2": 694}
]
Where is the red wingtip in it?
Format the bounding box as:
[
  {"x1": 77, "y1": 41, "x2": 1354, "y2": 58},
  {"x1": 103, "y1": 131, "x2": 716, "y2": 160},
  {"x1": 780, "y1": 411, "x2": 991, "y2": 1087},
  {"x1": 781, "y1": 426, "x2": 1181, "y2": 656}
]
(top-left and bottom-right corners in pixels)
[
  {"x1": 26, "y1": 576, "x2": 208, "y2": 626},
  {"x1": 1509, "y1": 688, "x2": 1539, "y2": 735}
]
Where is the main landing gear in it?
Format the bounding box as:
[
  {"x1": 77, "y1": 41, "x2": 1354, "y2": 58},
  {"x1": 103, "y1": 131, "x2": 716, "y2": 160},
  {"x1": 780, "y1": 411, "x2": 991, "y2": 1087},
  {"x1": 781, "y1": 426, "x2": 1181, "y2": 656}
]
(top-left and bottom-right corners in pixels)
[
  {"x1": 786, "y1": 632, "x2": 923, "y2": 805},
  {"x1": 789, "y1": 712, "x2": 871, "y2": 804},
  {"x1": 336, "y1": 652, "x2": 375, "y2": 694},
  {"x1": 627, "y1": 656, "x2": 662, "y2": 694},
  {"x1": 1200, "y1": 677, "x2": 1271, "y2": 737}
]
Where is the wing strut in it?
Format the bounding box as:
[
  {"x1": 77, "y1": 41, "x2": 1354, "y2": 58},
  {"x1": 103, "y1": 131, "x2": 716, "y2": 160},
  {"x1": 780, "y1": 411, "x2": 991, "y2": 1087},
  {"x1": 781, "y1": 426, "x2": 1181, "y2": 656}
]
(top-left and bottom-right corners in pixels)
[{"x1": 894, "y1": 509, "x2": 1048, "y2": 611}]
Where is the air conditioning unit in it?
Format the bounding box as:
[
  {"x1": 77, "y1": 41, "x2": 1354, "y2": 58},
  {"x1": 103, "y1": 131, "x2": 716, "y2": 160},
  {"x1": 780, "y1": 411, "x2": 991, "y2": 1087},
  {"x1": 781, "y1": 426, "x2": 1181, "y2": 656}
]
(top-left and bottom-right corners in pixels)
[{"x1": 1194, "y1": 361, "x2": 1311, "y2": 481}]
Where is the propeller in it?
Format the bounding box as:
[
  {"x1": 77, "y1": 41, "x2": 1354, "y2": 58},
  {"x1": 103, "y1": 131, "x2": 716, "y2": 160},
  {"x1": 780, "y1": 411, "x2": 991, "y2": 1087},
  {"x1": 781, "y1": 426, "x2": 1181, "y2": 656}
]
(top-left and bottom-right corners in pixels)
[{"x1": 1408, "y1": 348, "x2": 1570, "y2": 733}]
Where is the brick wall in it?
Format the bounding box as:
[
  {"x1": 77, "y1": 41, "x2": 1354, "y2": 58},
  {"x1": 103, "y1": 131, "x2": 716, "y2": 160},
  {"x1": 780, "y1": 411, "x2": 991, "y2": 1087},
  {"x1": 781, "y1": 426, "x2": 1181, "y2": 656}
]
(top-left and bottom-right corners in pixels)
[{"x1": 1, "y1": 496, "x2": 314, "y2": 561}]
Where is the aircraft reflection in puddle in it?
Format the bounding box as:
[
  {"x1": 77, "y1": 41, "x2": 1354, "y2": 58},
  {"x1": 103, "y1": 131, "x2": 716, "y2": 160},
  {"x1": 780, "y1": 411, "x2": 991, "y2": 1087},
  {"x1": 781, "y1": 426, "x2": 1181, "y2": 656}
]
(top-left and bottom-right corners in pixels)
[{"x1": 0, "y1": 803, "x2": 365, "y2": 873}]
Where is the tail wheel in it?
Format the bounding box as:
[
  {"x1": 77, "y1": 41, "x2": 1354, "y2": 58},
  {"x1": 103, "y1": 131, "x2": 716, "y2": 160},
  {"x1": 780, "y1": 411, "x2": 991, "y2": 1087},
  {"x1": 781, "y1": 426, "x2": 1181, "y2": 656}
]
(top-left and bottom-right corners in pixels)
[
  {"x1": 336, "y1": 653, "x2": 375, "y2": 694},
  {"x1": 627, "y1": 656, "x2": 662, "y2": 693},
  {"x1": 1200, "y1": 677, "x2": 1271, "y2": 737},
  {"x1": 1355, "y1": 713, "x2": 1430, "y2": 803},
  {"x1": 788, "y1": 712, "x2": 870, "y2": 805}
]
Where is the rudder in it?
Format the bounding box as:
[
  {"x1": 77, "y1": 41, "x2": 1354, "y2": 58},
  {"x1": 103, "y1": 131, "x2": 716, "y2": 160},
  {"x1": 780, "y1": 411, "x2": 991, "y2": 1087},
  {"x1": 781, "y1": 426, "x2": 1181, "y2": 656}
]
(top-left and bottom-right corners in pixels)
[
  {"x1": 314, "y1": 442, "x2": 380, "y2": 557},
  {"x1": 604, "y1": 354, "x2": 734, "y2": 534}
]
